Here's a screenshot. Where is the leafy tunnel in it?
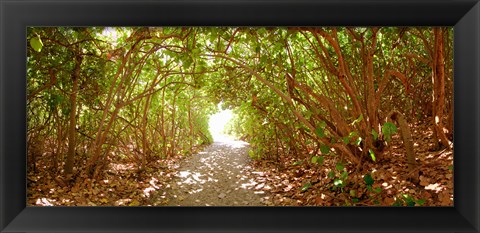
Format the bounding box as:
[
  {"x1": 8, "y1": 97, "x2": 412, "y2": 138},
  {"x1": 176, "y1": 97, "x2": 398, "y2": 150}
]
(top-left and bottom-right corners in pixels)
[{"x1": 27, "y1": 27, "x2": 454, "y2": 206}]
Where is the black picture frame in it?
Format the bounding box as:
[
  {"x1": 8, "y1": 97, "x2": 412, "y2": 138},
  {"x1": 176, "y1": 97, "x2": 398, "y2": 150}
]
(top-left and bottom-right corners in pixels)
[{"x1": 1, "y1": 0, "x2": 479, "y2": 232}]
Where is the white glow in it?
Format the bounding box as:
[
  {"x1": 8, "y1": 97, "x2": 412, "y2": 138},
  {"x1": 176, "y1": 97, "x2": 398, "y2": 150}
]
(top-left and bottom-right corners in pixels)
[
  {"x1": 208, "y1": 105, "x2": 233, "y2": 142},
  {"x1": 100, "y1": 27, "x2": 119, "y2": 46}
]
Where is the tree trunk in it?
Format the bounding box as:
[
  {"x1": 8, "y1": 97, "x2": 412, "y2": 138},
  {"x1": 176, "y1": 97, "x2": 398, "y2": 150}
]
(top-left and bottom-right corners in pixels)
[
  {"x1": 86, "y1": 54, "x2": 127, "y2": 174},
  {"x1": 188, "y1": 98, "x2": 194, "y2": 148},
  {"x1": 55, "y1": 115, "x2": 64, "y2": 173},
  {"x1": 432, "y1": 27, "x2": 452, "y2": 149},
  {"x1": 169, "y1": 89, "x2": 179, "y2": 157},
  {"x1": 389, "y1": 110, "x2": 418, "y2": 183},
  {"x1": 64, "y1": 54, "x2": 83, "y2": 175},
  {"x1": 447, "y1": 99, "x2": 454, "y2": 139},
  {"x1": 141, "y1": 93, "x2": 152, "y2": 168},
  {"x1": 365, "y1": 28, "x2": 380, "y2": 134}
]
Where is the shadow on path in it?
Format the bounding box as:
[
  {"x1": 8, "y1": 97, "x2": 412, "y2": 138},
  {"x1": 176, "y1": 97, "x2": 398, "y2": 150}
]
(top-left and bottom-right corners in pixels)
[{"x1": 163, "y1": 140, "x2": 268, "y2": 206}]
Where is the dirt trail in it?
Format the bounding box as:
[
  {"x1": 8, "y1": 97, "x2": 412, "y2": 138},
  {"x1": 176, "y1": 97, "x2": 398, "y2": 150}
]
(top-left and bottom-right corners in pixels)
[{"x1": 164, "y1": 140, "x2": 268, "y2": 206}]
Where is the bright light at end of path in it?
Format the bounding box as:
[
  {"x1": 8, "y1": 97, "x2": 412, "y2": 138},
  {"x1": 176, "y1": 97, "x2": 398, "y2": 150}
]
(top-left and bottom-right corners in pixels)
[{"x1": 208, "y1": 108, "x2": 233, "y2": 142}]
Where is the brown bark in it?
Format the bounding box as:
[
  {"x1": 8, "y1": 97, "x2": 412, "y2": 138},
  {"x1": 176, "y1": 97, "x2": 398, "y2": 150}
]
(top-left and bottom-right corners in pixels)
[
  {"x1": 447, "y1": 99, "x2": 454, "y2": 139},
  {"x1": 432, "y1": 28, "x2": 452, "y2": 148},
  {"x1": 139, "y1": 72, "x2": 162, "y2": 165},
  {"x1": 161, "y1": 81, "x2": 168, "y2": 157},
  {"x1": 169, "y1": 89, "x2": 179, "y2": 157},
  {"x1": 86, "y1": 52, "x2": 128, "y2": 173},
  {"x1": 286, "y1": 73, "x2": 350, "y2": 138},
  {"x1": 284, "y1": 41, "x2": 350, "y2": 138},
  {"x1": 365, "y1": 28, "x2": 379, "y2": 133},
  {"x1": 312, "y1": 29, "x2": 373, "y2": 156},
  {"x1": 85, "y1": 41, "x2": 166, "y2": 175},
  {"x1": 55, "y1": 115, "x2": 64, "y2": 173},
  {"x1": 188, "y1": 99, "x2": 194, "y2": 148},
  {"x1": 389, "y1": 111, "x2": 418, "y2": 182},
  {"x1": 140, "y1": 93, "x2": 152, "y2": 167},
  {"x1": 64, "y1": 54, "x2": 83, "y2": 175},
  {"x1": 313, "y1": 29, "x2": 365, "y2": 126}
]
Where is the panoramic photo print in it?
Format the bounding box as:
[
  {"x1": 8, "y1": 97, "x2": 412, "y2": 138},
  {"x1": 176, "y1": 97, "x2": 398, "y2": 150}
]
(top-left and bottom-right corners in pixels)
[{"x1": 27, "y1": 27, "x2": 453, "y2": 206}]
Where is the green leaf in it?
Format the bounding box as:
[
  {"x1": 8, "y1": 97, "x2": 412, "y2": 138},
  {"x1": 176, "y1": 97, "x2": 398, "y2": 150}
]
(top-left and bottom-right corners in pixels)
[
  {"x1": 336, "y1": 162, "x2": 344, "y2": 171},
  {"x1": 448, "y1": 165, "x2": 453, "y2": 171},
  {"x1": 330, "y1": 138, "x2": 336, "y2": 144},
  {"x1": 349, "y1": 190, "x2": 356, "y2": 197},
  {"x1": 328, "y1": 171, "x2": 335, "y2": 178},
  {"x1": 351, "y1": 114, "x2": 363, "y2": 125},
  {"x1": 369, "y1": 149, "x2": 376, "y2": 162},
  {"x1": 392, "y1": 200, "x2": 402, "y2": 206},
  {"x1": 363, "y1": 174, "x2": 374, "y2": 185},
  {"x1": 401, "y1": 194, "x2": 414, "y2": 202},
  {"x1": 382, "y1": 122, "x2": 398, "y2": 142},
  {"x1": 129, "y1": 200, "x2": 140, "y2": 206},
  {"x1": 183, "y1": 56, "x2": 193, "y2": 69},
  {"x1": 319, "y1": 120, "x2": 327, "y2": 128},
  {"x1": 374, "y1": 187, "x2": 382, "y2": 193},
  {"x1": 355, "y1": 137, "x2": 362, "y2": 146},
  {"x1": 320, "y1": 145, "x2": 330, "y2": 155},
  {"x1": 61, "y1": 106, "x2": 71, "y2": 116},
  {"x1": 192, "y1": 48, "x2": 201, "y2": 56},
  {"x1": 406, "y1": 200, "x2": 416, "y2": 206},
  {"x1": 292, "y1": 160, "x2": 303, "y2": 166},
  {"x1": 317, "y1": 156, "x2": 324, "y2": 165},
  {"x1": 257, "y1": 28, "x2": 267, "y2": 35},
  {"x1": 371, "y1": 129, "x2": 379, "y2": 141},
  {"x1": 315, "y1": 127, "x2": 325, "y2": 138},
  {"x1": 348, "y1": 131, "x2": 358, "y2": 139},
  {"x1": 305, "y1": 111, "x2": 312, "y2": 119},
  {"x1": 260, "y1": 55, "x2": 268, "y2": 63},
  {"x1": 30, "y1": 36, "x2": 43, "y2": 52},
  {"x1": 341, "y1": 171, "x2": 348, "y2": 180},
  {"x1": 311, "y1": 156, "x2": 318, "y2": 164},
  {"x1": 301, "y1": 183, "x2": 312, "y2": 192},
  {"x1": 415, "y1": 199, "x2": 426, "y2": 206},
  {"x1": 352, "y1": 198, "x2": 359, "y2": 203},
  {"x1": 333, "y1": 179, "x2": 343, "y2": 187}
]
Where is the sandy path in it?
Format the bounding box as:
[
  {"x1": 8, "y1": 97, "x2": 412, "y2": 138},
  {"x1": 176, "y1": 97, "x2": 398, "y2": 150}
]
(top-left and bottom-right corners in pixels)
[{"x1": 164, "y1": 140, "x2": 268, "y2": 206}]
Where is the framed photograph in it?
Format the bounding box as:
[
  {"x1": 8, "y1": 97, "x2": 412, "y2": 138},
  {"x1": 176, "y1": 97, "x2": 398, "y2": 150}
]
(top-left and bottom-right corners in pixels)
[{"x1": 1, "y1": 0, "x2": 479, "y2": 232}]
